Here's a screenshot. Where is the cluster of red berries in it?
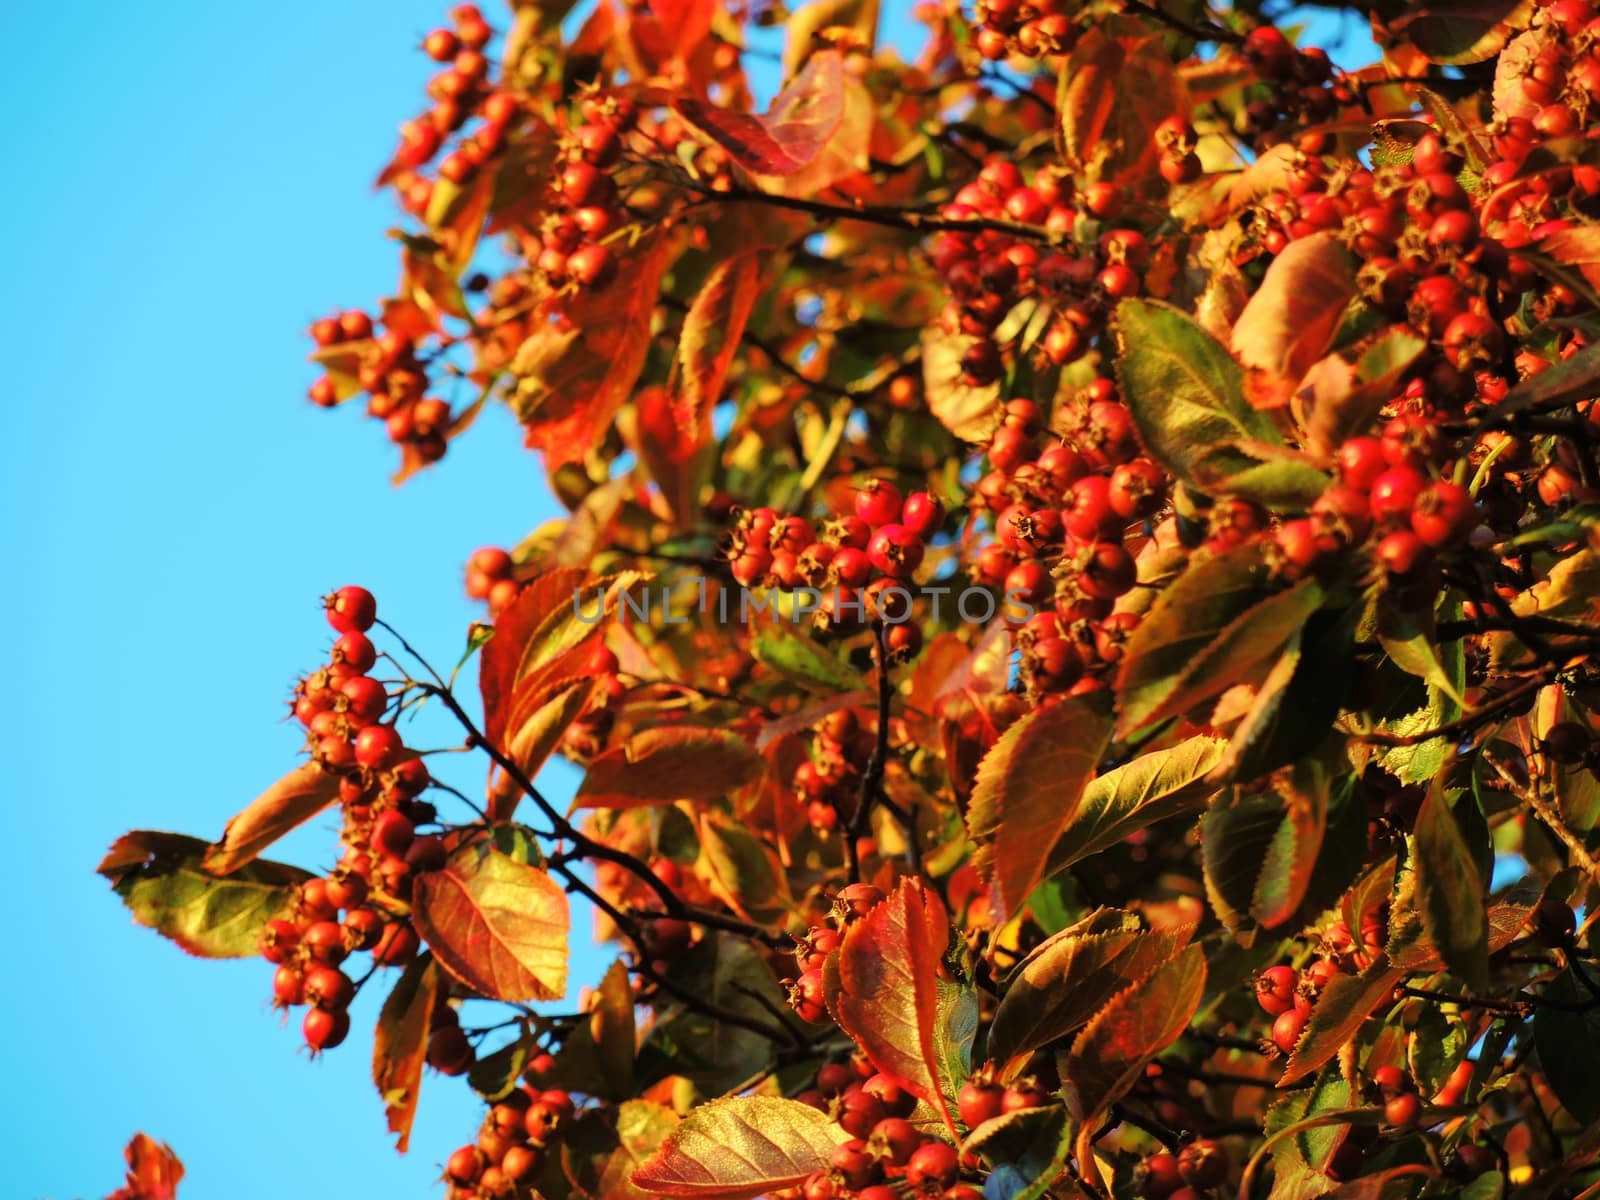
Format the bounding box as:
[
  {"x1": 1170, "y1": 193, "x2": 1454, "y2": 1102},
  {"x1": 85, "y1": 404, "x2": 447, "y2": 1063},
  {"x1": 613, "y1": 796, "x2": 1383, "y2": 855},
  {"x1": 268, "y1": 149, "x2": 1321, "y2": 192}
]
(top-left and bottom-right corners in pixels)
[
  {"x1": 966, "y1": 391, "x2": 1159, "y2": 698},
  {"x1": 387, "y1": 4, "x2": 512, "y2": 212},
  {"x1": 785, "y1": 884, "x2": 889, "y2": 1025},
  {"x1": 1252, "y1": 909, "x2": 1390, "y2": 1059},
  {"x1": 308, "y1": 310, "x2": 454, "y2": 466},
  {"x1": 558, "y1": 643, "x2": 628, "y2": 762},
  {"x1": 1134, "y1": 1138, "x2": 1230, "y2": 1200},
  {"x1": 267, "y1": 587, "x2": 435, "y2": 1051},
  {"x1": 463, "y1": 545, "x2": 519, "y2": 615},
  {"x1": 524, "y1": 93, "x2": 642, "y2": 292},
  {"x1": 1233, "y1": 26, "x2": 1346, "y2": 141},
  {"x1": 723, "y1": 481, "x2": 945, "y2": 660},
  {"x1": 1496, "y1": 3, "x2": 1600, "y2": 167},
  {"x1": 794, "y1": 708, "x2": 877, "y2": 834},
  {"x1": 441, "y1": 1075, "x2": 577, "y2": 1199},
  {"x1": 969, "y1": 0, "x2": 1078, "y2": 61}
]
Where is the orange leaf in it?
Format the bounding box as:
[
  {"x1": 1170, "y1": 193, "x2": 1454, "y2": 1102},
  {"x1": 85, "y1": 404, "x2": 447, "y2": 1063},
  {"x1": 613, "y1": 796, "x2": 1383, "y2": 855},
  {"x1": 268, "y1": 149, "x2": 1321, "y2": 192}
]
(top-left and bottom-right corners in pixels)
[
  {"x1": 675, "y1": 50, "x2": 847, "y2": 176},
  {"x1": 1231, "y1": 231, "x2": 1357, "y2": 411},
  {"x1": 835, "y1": 878, "x2": 964, "y2": 1138},
  {"x1": 107, "y1": 1133, "x2": 184, "y2": 1200},
  {"x1": 413, "y1": 840, "x2": 570, "y2": 1001},
  {"x1": 1057, "y1": 23, "x2": 1187, "y2": 185},
  {"x1": 631, "y1": 1095, "x2": 851, "y2": 1200},
  {"x1": 372, "y1": 954, "x2": 441, "y2": 1153},
  {"x1": 573, "y1": 727, "x2": 766, "y2": 810},
  {"x1": 680, "y1": 254, "x2": 762, "y2": 429},
  {"x1": 966, "y1": 696, "x2": 1114, "y2": 920},
  {"x1": 513, "y1": 234, "x2": 677, "y2": 467},
  {"x1": 202, "y1": 763, "x2": 341, "y2": 876},
  {"x1": 1537, "y1": 223, "x2": 1600, "y2": 290}
]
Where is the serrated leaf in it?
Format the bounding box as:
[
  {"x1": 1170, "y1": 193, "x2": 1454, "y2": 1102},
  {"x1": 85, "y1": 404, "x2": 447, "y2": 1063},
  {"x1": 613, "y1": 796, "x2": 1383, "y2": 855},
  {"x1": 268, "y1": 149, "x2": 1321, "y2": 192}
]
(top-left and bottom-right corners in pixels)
[
  {"x1": 1281, "y1": 958, "x2": 1404, "y2": 1084},
  {"x1": 989, "y1": 910, "x2": 1193, "y2": 1067},
  {"x1": 1042, "y1": 736, "x2": 1226, "y2": 877},
  {"x1": 675, "y1": 50, "x2": 846, "y2": 176},
  {"x1": 98, "y1": 831, "x2": 311, "y2": 959},
  {"x1": 1060, "y1": 943, "x2": 1206, "y2": 1122},
  {"x1": 1251, "y1": 764, "x2": 1331, "y2": 929},
  {"x1": 1214, "y1": 452, "x2": 1332, "y2": 509},
  {"x1": 373, "y1": 954, "x2": 440, "y2": 1152},
  {"x1": 1116, "y1": 540, "x2": 1323, "y2": 736},
  {"x1": 600, "y1": 1100, "x2": 682, "y2": 1200},
  {"x1": 1414, "y1": 784, "x2": 1489, "y2": 989},
  {"x1": 413, "y1": 840, "x2": 569, "y2": 1002},
  {"x1": 1112, "y1": 299, "x2": 1280, "y2": 497},
  {"x1": 574, "y1": 727, "x2": 765, "y2": 810},
  {"x1": 967, "y1": 696, "x2": 1114, "y2": 919},
  {"x1": 836, "y1": 878, "x2": 964, "y2": 1138},
  {"x1": 1232, "y1": 232, "x2": 1358, "y2": 410},
  {"x1": 1377, "y1": 597, "x2": 1468, "y2": 707},
  {"x1": 630, "y1": 1096, "x2": 851, "y2": 1199},
  {"x1": 1395, "y1": 0, "x2": 1534, "y2": 64},
  {"x1": 202, "y1": 763, "x2": 341, "y2": 876}
]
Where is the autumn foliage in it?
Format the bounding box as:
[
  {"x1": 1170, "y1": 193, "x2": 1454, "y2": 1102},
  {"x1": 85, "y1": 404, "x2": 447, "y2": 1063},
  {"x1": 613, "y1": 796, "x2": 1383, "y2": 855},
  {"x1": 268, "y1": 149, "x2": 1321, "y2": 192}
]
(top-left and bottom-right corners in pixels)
[{"x1": 97, "y1": 0, "x2": 1600, "y2": 1197}]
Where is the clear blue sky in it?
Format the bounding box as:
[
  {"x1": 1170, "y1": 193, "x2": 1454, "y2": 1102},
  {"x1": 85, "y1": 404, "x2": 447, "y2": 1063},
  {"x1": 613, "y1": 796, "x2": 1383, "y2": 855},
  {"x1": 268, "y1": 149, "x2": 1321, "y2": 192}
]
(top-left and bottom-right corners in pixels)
[{"x1": 1, "y1": 4, "x2": 1359, "y2": 1198}]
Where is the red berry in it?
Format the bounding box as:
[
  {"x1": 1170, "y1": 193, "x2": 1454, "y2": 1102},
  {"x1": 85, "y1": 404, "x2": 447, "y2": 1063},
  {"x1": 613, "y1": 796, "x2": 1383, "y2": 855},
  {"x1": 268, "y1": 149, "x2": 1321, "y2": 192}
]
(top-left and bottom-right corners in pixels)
[
  {"x1": 1002, "y1": 1082, "x2": 1049, "y2": 1111},
  {"x1": 1411, "y1": 481, "x2": 1476, "y2": 548},
  {"x1": 304, "y1": 965, "x2": 355, "y2": 1011},
  {"x1": 1140, "y1": 1152, "x2": 1185, "y2": 1199},
  {"x1": 906, "y1": 1141, "x2": 960, "y2": 1190},
  {"x1": 1256, "y1": 965, "x2": 1298, "y2": 1016},
  {"x1": 831, "y1": 1139, "x2": 879, "y2": 1189},
  {"x1": 428, "y1": 1024, "x2": 475, "y2": 1075},
  {"x1": 1177, "y1": 1140, "x2": 1228, "y2": 1188},
  {"x1": 372, "y1": 809, "x2": 417, "y2": 859},
  {"x1": 354, "y1": 724, "x2": 404, "y2": 769},
  {"x1": 1384, "y1": 1092, "x2": 1421, "y2": 1127},
  {"x1": 867, "y1": 1117, "x2": 920, "y2": 1167},
  {"x1": 1372, "y1": 1065, "x2": 1409, "y2": 1096},
  {"x1": 303, "y1": 1005, "x2": 351, "y2": 1050},
  {"x1": 303, "y1": 919, "x2": 349, "y2": 965},
  {"x1": 445, "y1": 1146, "x2": 484, "y2": 1185},
  {"x1": 1272, "y1": 1007, "x2": 1308, "y2": 1055},
  {"x1": 272, "y1": 964, "x2": 305, "y2": 1007},
  {"x1": 901, "y1": 491, "x2": 946, "y2": 539},
  {"x1": 1368, "y1": 467, "x2": 1426, "y2": 525},
  {"x1": 325, "y1": 586, "x2": 377, "y2": 633},
  {"x1": 1377, "y1": 529, "x2": 1429, "y2": 578},
  {"x1": 855, "y1": 480, "x2": 904, "y2": 527},
  {"x1": 957, "y1": 1078, "x2": 1005, "y2": 1129},
  {"x1": 837, "y1": 1088, "x2": 889, "y2": 1139}
]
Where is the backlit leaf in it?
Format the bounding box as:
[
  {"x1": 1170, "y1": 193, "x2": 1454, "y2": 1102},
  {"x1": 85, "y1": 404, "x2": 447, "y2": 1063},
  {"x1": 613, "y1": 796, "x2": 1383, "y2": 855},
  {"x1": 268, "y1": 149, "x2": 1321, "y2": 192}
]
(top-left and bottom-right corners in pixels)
[
  {"x1": 989, "y1": 909, "x2": 1193, "y2": 1067},
  {"x1": 201, "y1": 762, "x2": 341, "y2": 876},
  {"x1": 1281, "y1": 958, "x2": 1404, "y2": 1084},
  {"x1": 98, "y1": 831, "x2": 311, "y2": 959},
  {"x1": 574, "y1": 727, "x2": 765, "y2": 810},
  {"x1": 836, "y1": 878, "x2": 965, "y2": 1137},
  {"x1": 922, "y1": 325, "x2": 1001, "y2": 443},
  {"x1": 599, "y1": 1101, "x2": 682, "y2": 1200},
  {"x1": 1060, "y1": 943, "x2": 1206, "y2": 1122},
  {"x1": 1111, "y1": 299, "x2": 1282, "y2": 498},
  {"x1": 113, "y1": 1133, "x2": 185, "y2": 1200},
  {"x1": 675, "y1": 51, "x2": 847, "y2": 176},
  {"x1": 1041, "y1": 736, "x2": 1226, "y2": 878},
  {"x1": 631, "y1": 1096, "x2": 851, "y2": 1199},
  {"x1": 1057, "y1": 23, "x2": 1186, "y2": 185},
  {"x1": 967, "y1": 696, "x2": 1114, "y2": 918},
  {"x1": 680, "y1": 254, "x2": 762, "y2": 429},
  {"x1": 373, "y1": 954, "x2": 440, "y2": 1153},
  {"x1": 513, "y1": 234, "x2": 676, "y2": 467},
  {"x1": 1299, "y1": 326, "x2": 1428, "y2": 459},
  {"x1": 1115, "y1": 541, "x2": 1323, "y2": 736},
  {"x1": 413, "y1": 839, "x2": 569, "y2": 1002},
  {"x1": 1231, "y1": 232, "x2": 1357, "y2": 410}
]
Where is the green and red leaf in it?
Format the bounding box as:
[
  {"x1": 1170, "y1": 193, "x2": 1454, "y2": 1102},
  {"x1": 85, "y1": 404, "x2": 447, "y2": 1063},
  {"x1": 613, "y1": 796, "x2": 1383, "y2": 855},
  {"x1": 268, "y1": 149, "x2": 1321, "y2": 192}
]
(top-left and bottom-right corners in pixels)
[
  {"x1": 630, "y1": 1096, "x2": 851, "y2": 1200},
  {"x1": 413, "y1": 839, "x2": 570, "y2": 1002}
]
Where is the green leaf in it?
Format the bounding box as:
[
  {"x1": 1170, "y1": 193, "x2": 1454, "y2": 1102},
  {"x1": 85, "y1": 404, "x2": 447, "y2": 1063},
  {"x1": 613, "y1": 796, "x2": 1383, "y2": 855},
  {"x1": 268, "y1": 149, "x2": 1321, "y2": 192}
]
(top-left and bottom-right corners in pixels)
[
  {"x1": 1535, "y1": 967, "x2": 1600, "y2": 1123},
  {"x1": 967, "y1": 695, "x2": 1115, "y2": 919},
  {"x1": 1414, "y1": 784, "x2": 1490, "y2": 990},
  {"x1": 468, "y1": 1029, "x2": 533, "y2": 1103},
  {"x1": 1041, "y1": 735, "x2": 1226, "y2": 877},
  {"x1": 412, "y1": 838, "x2": 570, "y2": 1002},
  {"x1": 1115, "y1": 540, "x2": 1323, "y2": 736},
  {"x1": 1214, "y1": 453, "x2": 1332, "y2": 510},
  {"x1": 1250, "y1": 761, "x2": 1332, "y2": 929},
  {"x1": 641, "y1": 933, "x2": 787, "y2": 1094},
  {"x1": 631, "y1": 1096, "x2": 852, "y2": 1200},
  {"x1": 752, "y1": 627, "x2": 862, "y2": 694},
  {"x1": 989, "y1": 910, "x2": 1193, "y2": 1068},
  {"x1": 98, "y1": 831, "x2": 312, "y2": 959},
  {"x1": 1377, "y1": 595, "x2": 1468, "y2": 707},
  {"x1": 1201, "y1": 787, "x2": 1288, "y2": 937},
  {"x1": 1301, "y1": 326, "x2": 1429, "y2": 458},
  {"x1": 598, "y1": 1101, "x2": 682, "y2": 1200},
  {"x1": 1111, "y1": 299, "x2": 1279, "y2": 497},
  {"x1": 373, "y1": 954, "x2": 441, "y2": 1153}
]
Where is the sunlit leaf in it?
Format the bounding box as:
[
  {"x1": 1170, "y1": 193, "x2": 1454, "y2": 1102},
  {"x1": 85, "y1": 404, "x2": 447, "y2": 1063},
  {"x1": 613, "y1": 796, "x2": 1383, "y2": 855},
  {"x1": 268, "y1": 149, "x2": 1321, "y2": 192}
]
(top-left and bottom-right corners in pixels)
[
  {"x1": 413, "y1": 839, "x2": 570, "y2": 1002},
  {"x1": 98, "y1": 831, "x2": 311, "y2": 959},
  {"x1": 373, "y1": 954, "x2": 440, "y2": 1153},
  {"x1": 202, "y1": 763, "x2": 341, "y2": 876},
  {"x1": 675, "y1": 50, "x2": 848, "y2": 176},
  {"x1": 631, "y1": 1096, "x2": 851, "y2": 1199},
  {"x1": 573, "y1": 727, "x2": 765, "y2": 810},
  {"x1": 1232, "y1": 232, "x2": 1358, "y2": 410},
  {"x1": 1414, "y1": 785, "x2": 1490, "y2": 989}
]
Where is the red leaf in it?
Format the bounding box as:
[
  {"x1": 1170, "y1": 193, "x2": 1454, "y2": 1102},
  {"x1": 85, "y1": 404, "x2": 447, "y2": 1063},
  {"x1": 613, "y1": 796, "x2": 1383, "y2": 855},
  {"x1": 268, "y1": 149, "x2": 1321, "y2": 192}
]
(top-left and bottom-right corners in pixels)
[
  {"x1": 573, "y1": 727, "x2": 766, "y2": 810},
  {"x1": 1538, "y1": 224, "x2": 1600, "y2": 290},
  {"x1": 514, "y1": 234, "x2": 676, "y2": 467},
  {"x1": 1231, "y1": 231, "x2": 1358, "y2": 410},
  {"x1": 966, "y1": 696, "x2": 1115, "y2": 920},
  {"x1": 107, "y1": 1133, "x2": 184, "y2": 1200},
  {"x1": 835, "y1": 878, "x2": 963, "y2": 1138},
  {"x1": 1061, "y1": 942, "x2": 1207, "y2": 1123},
  {"x1": 413, "y1": 839, "x2": 570, "y2": 1002},
  {"x1": 631, "y1": 1095, "x2": 851, "y2": 1200},
  {"x1": 372, "y1": 954, "x2": 441, "y2": 1153},
  {"x1": 479, "y1": 567, "x2": 594, "y2": 747},
  {"x1": 201, "y1": 763, "x2": 341, "y2": 876},
  {"x1": 1057, "y1": 22, "x2": 1186, "y2": 185},
  {"x1": 675, "y1": 50, "x2": 846, "y2": 176},
  {"x1": 680, "y1": 254, "x2": 762, "y2": 428}
]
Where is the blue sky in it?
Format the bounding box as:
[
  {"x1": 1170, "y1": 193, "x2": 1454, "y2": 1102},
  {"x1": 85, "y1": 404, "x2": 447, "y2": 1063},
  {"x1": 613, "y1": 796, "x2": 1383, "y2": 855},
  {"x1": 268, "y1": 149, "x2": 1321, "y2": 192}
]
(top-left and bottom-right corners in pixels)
[{"x1": 2, "y1": 4, "x2": 1363, "y2": 1198}]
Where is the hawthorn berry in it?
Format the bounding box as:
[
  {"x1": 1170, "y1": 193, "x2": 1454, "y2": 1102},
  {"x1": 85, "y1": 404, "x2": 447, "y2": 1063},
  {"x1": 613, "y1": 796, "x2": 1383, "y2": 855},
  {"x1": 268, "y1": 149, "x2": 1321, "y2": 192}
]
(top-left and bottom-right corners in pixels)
[
  {"x1": 325, "y1": 586, "x2": 377, "y2": 633},
  {"x1": 906, "y1": 1141, "x2": 960, "y2": 1190},
  {"x1": 303, "y1": 1005, "x2": 351, "y2": 1051}
]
